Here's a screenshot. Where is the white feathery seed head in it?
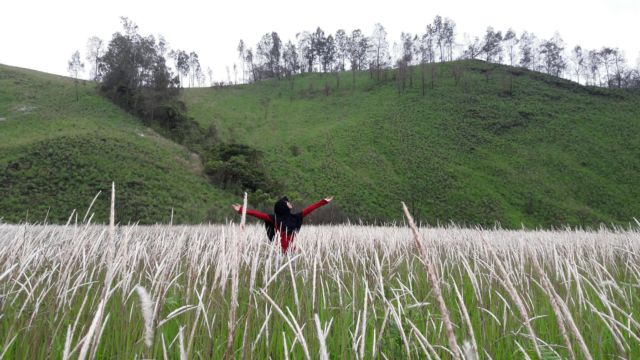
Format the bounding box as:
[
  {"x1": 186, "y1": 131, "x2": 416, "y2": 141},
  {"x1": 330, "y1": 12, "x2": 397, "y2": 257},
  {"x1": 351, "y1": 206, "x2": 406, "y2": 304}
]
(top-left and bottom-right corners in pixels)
[{"x1": 135, "y1": 285, "x2": 155, "y2": 348}]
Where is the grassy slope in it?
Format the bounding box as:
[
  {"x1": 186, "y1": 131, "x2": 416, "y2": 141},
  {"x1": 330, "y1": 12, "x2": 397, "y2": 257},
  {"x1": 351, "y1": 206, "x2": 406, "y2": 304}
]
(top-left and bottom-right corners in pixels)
[
  {"x1": 0, "y1": 64, "x2": 233, "y2": 224},
  {"x1": 183, "y1": 60, "x2": 640, "y2": 227}
]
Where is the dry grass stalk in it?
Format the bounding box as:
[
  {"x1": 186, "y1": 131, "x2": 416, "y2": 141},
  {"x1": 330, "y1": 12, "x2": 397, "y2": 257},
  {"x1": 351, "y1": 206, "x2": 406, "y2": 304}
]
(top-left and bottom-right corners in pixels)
[
  {"x1": 531, "y1": 254, "x2": 593, "y2": 360},
  {"x1": 282, "y1": 331, "x2": 290, "y2": 360},
  {"x1": 452, "y1": 279, "x2": 479, "y2": 360},
  {"x1": 586, "y1": 300, "x2": 627, "y2": 353},
  {"x1": 407, "y1": 318, "x2": 440, "y2": 360},
  {"x1": 0, "y1": 264, "x2": 16, "y2": 283},
  {"x1": 314, "y1": 313, "x2": 329, "y2": 360},
  {"x1": 224, "y1": 192, "x2": 247, "y2": 359},
  {"x1": 530, "y1": 253, "x2": 576, "y2": 360},
  {"x1": 401, "y1": 202, "x2": 460, "y2": 360},
  {"x1": 242, "y1": 255, "x2": 260, "y2": 360},
  {"x1": 62, "y1": 326, "x2": 72, "y2": 360},
  {"x1": 109, "y1": 182, "x2": 115, "y2": 242},
  {"x1": 77, "y1": 297, "x2": 107, "y2": 360},
  {"x1": 240, "y1": 192, "x2": 248, "y2": 230},
  {"x1": 91, "y1": 313, "x2": 110, "y2": 360},
  {"x1": 483, "y1": 236, "x2": 542, "y2": 358},
  {"x1": 82, "y1": 191, "x2": 102, "y2": 223},
  {"x1": 187, "y1": 305, "x2": 201, "y2": 357},
  {"x1": 178, "y1": 326, "x2": 187, "y2": 360},
  {"x1": 385, "y1": 298, "x2": 411, "y2": 355},
  {"x1": 260, "y1": 289, "x2": 311, "y2": 359},
  {"x1": 359, "y1": 278, "x2": 369, "y2": 359},
  {"x1": 0, "y1": 334, "x2": 17, "y2": 360},
  {"x1": 312, "y1": 254, "x2": 319, "y2": 311},
  {"x1": 161, "y1": 334, "x2": 168, "y2": 360}
]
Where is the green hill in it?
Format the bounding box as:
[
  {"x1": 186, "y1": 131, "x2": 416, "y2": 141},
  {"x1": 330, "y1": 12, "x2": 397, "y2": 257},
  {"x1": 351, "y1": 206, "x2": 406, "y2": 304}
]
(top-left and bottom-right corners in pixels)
[
  {"x1": 183, "y1": 60, "x2": 640, "y2": 227},
  {"x1": 2, "y1": 61, "x2": 639, "y2": 227},
  {"x1": 0, "y1": 64, "x2": 233, "y2": 224}
]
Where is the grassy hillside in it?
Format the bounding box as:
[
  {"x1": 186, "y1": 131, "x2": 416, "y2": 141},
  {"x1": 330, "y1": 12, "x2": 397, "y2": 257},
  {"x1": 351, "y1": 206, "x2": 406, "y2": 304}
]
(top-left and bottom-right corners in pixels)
[
  {"x1": 2, "y1": 61, "x2": 638, "y2": 227},
  {"x1": 183, "y1": 60, "x2": 640, "y2": 227},
  {"x1": 0, "y1": 64, "x2": 233, "y2": 224}
]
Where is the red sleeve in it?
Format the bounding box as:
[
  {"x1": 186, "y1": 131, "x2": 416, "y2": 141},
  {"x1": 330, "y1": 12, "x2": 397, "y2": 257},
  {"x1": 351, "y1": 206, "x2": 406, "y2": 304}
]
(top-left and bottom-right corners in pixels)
[
  {"x1": 301, "y1": 199, "x2": 329, "y2": 218},
  {"x1": 237, "y1": 206, "x2": 273, "y2": 223}
]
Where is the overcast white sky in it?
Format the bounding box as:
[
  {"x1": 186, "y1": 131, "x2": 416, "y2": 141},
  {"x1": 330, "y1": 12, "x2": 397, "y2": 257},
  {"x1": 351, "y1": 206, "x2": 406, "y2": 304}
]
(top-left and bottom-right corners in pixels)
[{"x1": 1, "y1": 0, "x2": 638, "y2": 82}]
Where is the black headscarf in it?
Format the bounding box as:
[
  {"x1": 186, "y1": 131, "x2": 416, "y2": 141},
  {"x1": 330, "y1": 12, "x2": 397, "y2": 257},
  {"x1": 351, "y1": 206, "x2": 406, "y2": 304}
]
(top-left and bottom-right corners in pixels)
[{"x1": 265, "y1": 196, "x2": 303, "y2": 242}]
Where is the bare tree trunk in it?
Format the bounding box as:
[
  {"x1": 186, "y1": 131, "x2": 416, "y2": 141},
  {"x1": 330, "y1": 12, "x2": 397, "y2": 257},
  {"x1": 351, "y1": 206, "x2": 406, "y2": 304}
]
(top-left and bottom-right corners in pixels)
[
  {"x1": 352, "y1": 69, "x2": 356, "y2": 89},
  {"x1": 409, "y1": 67, "x2": 413, "y2": 88},
  {"x1": 431, "y1": 65, "x2": 436, "y2": 89},
  {"x1": 421, "y1": 64, "x2": 426, "y2": 96},
  {"x1": 510, "y1": 74, "x2": 514, "y2": 96},
  {"x1": 376, "y1": 49, "x2": 380, "y2": 81}
]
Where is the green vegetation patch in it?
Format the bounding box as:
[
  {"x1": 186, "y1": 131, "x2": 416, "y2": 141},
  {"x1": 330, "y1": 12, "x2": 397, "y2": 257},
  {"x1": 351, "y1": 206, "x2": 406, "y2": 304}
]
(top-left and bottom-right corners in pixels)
[
  {"x1": 0, "y1": 64, "x2": 232, "y2": 224},
  {"x1": 0, "y1": 135, "x2": 229, "y2": 223},
  {"x1": 183, "y1": 60, "x2": 640, "y2": 227}
]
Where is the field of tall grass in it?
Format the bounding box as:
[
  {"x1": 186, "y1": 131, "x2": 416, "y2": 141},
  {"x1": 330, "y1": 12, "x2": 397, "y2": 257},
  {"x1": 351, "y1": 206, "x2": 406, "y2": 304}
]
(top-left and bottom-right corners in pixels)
[{"x1": 1, "y1": 207, "x2": 639, "y2": 358}]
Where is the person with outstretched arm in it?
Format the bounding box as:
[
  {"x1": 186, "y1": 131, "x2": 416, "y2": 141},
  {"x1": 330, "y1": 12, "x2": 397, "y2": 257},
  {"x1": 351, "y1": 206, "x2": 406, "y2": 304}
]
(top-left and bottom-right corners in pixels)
[{"x1": 232, "y1": 196, "x2": 333, "y2": 253}]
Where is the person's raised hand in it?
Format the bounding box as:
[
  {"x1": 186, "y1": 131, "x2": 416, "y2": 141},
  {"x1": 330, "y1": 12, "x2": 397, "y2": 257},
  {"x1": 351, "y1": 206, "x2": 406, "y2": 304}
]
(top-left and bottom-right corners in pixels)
[
  {"x1": 324, "y1": 196, "x2": 334, "y2": 203},
  {"x1": 232, "y1": 203, "x2": 242, "y2": 212}
]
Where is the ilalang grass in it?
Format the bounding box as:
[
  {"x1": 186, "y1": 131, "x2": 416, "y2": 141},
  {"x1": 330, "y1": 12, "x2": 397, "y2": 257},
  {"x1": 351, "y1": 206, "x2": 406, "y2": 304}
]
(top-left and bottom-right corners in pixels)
[
  {"x1": 183, "y1": 60, "x2": 640, "y2": 228},
  {"x1": 403, "y1": 201, "x2": 460, "y2": 359},
  {"x1": 1, "y1": 222, "x2": 639, "y2": 359}
]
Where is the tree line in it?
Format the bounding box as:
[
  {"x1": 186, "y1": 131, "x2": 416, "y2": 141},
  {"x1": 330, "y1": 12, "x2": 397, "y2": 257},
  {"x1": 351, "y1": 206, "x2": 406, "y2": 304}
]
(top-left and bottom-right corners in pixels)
[
  {"x1": 70, "y1": 16, "x2": 639, "y2": 90},
  {"x1": 232, "y1": 16, "x2": 639, "y2": 89},
  {"x1": 237, "y1": 18, "x2": 456, "y2": 84}
]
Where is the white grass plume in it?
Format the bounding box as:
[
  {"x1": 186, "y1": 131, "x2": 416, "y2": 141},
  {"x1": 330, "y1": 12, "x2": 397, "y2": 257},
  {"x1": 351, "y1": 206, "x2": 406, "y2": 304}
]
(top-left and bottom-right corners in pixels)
[
  {"x1": 135, "y1": 285, "x2": 155, "y2": 348},
  {"x1": 178, "y1": 326, "x2": 187, "y2": 360},
  {"x1": 62, "y1": 325, "x2": 72, "y2": 360},
  {"x1": 314, "y1": 314, "x2": 329, "y2": 360},
  {"x1": 402, "y1": 202, "x2": 460, "y2": 360},
  {"x1": 77, "y1": 298, "x2": 106, "y2": 360},
  {"x1": 462, "y1": 340, "x2": 477, "y2": 360}
]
